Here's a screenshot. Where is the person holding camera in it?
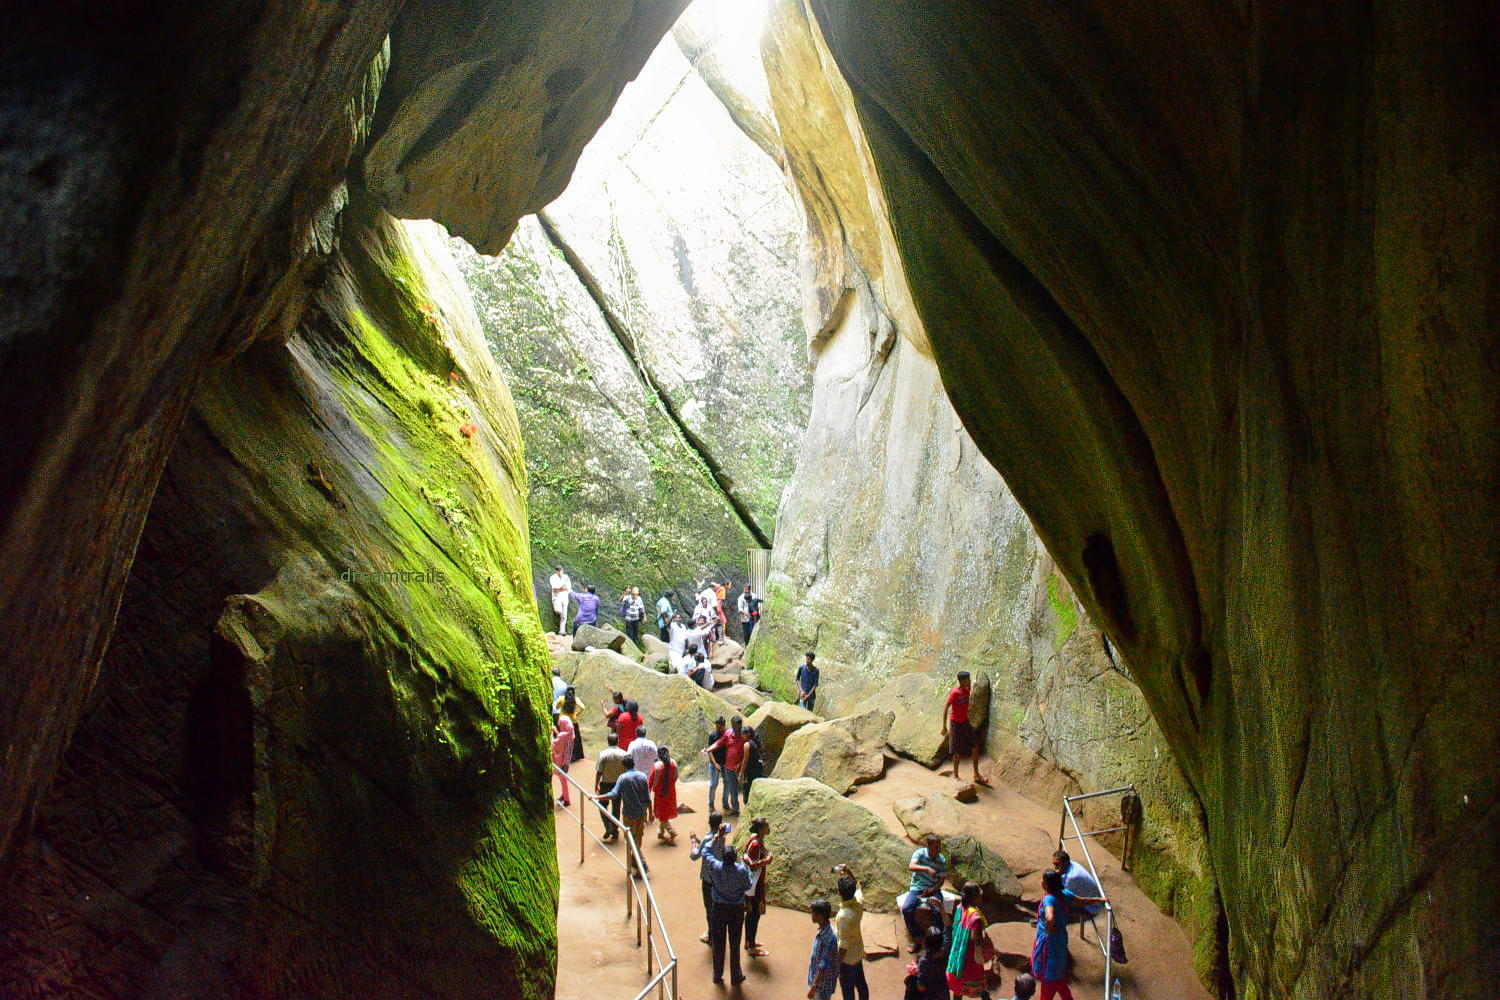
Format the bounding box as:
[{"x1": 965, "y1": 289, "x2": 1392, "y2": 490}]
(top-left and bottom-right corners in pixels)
[
  {"x1": 690, "y1": 813, "x2": 728, "y2": 943},
  {"x1": 692, "y1": 830, "x2": 751, "y2": 986},
  {"x1": 833, "y1": 863, "x2": 869, "y2": 1000}
]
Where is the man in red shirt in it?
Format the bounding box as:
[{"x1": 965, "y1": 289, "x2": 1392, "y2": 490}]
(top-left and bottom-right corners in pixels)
[
  {"x1": 940, "y1": 671, "x2": 989, "y2": 786},
  {"x1": 703, "y1": 714, "x2": 747, "y2": 815}
]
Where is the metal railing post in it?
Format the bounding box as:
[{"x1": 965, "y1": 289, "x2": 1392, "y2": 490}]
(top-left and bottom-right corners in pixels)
[
  {"x1": 551, "y1": 764, "x2": 678, "y2": 1000},
  {"x1": 1104, "y1": 904, "x2": 1113, "y2": 994},
  {"x1": 1057, "y1": 785, "x2": 1136, "y2": 1000}
]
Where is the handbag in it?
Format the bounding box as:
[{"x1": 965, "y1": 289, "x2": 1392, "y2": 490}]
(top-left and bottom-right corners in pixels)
[{"x1": 1109, "y1": 925, "x2": 1129, "y2": 964}]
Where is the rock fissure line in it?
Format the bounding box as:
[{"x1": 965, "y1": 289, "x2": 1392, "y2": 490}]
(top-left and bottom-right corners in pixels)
[{"x1": 533, "y1": 209, "x2": 772, "y2": 549}]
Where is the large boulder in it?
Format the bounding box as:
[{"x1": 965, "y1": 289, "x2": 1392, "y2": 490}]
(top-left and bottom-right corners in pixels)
[
  {"x1": 771, "y1": 709, "x2": 894, "y2": 794},
  {"x1": 892, "y1": 793, "x2": 968, "y2": 842},
  {"x1": 945, "y1": 834, "x2": 1023, "y2": 907},
  {"x1": 641, "y1": 634, "x2": 669, "y2": 656},
  {"x1": 745, "y1": 701, "x2": 821, "y2": 768},
  {"x1": 718, "y1": 684, "x2": 768, "y2": 713},
  {"x1": 559, "y1": 649, "x2": 735, "y2": 779},
  {"x1": 711, "y1": 639, "x2": 744, "y2": 667},
  {"x1": 968, "y1": 673, "x2": 992, "y2": 730},
  {"x1": 854, "y1": 672, "x2": 950, "y2": 767},
  {"x1": 854, "y1": 673, "x2": 993, "y2": 767},
  {"x1": 572, "y1": 623, "x2": 641, "y2": 659},
  {"x1": 736, "y1": 778, "x2": 910, "y2": 913}
]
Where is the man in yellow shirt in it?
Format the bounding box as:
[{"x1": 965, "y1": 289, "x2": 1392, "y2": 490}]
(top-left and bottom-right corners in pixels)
[{"x1": 833, "y1": 863, "x2": 868, "y2": 1000}]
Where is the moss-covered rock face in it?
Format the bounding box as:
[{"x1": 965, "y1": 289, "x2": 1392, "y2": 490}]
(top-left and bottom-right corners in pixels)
[
  {"x1": 453, "y1": 25, "x2": 810, "y2": 620},
  {"x1": 805, "y1": 3, "x2": 1500, "y2": 997},
  {"x1": 0, "y1": 199, "x2": 557, "y2": 998},
  {"x1": 0, "y1": 0, "x2": 695, "y2": 885}
]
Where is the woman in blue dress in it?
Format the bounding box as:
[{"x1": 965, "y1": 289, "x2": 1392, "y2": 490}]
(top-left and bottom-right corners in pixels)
[{"x1": 1031, "y1": 869, "x2": 1106, "y2": 1000}]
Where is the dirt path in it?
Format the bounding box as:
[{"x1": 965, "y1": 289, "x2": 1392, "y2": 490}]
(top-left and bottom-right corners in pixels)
[{"x1": 554, "y1": 753, "x2": 1209, "y2": 1000}]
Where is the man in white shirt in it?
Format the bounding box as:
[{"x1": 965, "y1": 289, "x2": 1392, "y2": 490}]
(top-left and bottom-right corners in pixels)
[
  {"x1": 628, "y1": 727, "x2": 659, "y2": 776},
  {"x1": 548, "y1": 565, "x2": 572, "y2": 634},
  {"x1": 737, "y1": 585, "x2": 756, "y2": 644},
  {"x1": 1053, "y1": 850, "x2": 1105, "y2": 918}
]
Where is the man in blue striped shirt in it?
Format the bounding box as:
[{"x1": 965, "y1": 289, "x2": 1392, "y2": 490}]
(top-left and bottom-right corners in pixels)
[{"x1": 807, "y1": 897, "x2": 838, "y2": 999}]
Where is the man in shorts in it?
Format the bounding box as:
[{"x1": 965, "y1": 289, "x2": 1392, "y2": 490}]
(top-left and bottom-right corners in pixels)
[{"x1": 940, "y1": 671, "x2": 989, "y2": 787}]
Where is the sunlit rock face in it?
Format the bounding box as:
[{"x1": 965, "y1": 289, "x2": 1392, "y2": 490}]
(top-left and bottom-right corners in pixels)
[
  {"x1": 454, "y1": 19, "x2": 810, "y2": 614},
  {"x1": 806, "y1": 2, "x2": 1499, "y2": 997},
  {"x1": 0, "y1": 199, "x2": 558, "y2": 998},
  {"x1": 746, "y1": 0, "x2": 1216, "y2": 975}
]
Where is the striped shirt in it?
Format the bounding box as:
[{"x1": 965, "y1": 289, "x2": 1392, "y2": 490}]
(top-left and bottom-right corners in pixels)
[{"x1": 808, "y1": 923, "x2": 838, "y2": 996}]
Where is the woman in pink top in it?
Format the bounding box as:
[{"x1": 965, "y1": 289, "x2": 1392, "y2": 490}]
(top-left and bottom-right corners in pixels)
[{"x1": 552, "y1": 715, "x2": 576, "y2": 806}]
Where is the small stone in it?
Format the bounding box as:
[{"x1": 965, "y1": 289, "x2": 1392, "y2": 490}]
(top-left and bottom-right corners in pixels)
[{"x1": 954, "y1": 784, "x2": 979, "y2": 804}]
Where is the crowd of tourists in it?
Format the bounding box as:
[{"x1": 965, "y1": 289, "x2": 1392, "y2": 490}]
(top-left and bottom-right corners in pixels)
[
  {"x1": 546, "y1": 651, "x2": 1111, "y2": 1000},
  {"x1": 545, "y1": 565, "x2": 762, "y2": 649}
]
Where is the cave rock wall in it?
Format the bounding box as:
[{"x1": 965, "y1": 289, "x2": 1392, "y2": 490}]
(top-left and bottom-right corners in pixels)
[
  {"x1": 805, "y1": 2, "x2": 1499, "y2": 998},
  {"x1": 454, "y1": 18, "x2": 811, "y2": 618},
  {"x1": 0, "y1": 201, "x2": 558, "y2": 999},
  {"x1": 748, "y1": 0, "x2": 1216, "y2": 973}
]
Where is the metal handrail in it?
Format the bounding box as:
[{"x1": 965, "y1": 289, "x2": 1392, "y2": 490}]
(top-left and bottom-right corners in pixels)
[
  {"x1": 553, "y1": 763, "x2": 678, "y2": 1000},
  {"x1": 1058, "y1": 784, "x2": 1135, "y2": 1000}
]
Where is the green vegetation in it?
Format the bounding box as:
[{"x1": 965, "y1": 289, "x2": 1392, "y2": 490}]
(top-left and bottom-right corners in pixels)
[
  {"x1": 1047, "y1": 573, "x2": 1079, "y2": 649},
  {"x1": 452, "y1": 226, "x2": 759, "y2": 623},
  {"x1": 188, "y1": 201, "x2": 559, "y2": 995}
]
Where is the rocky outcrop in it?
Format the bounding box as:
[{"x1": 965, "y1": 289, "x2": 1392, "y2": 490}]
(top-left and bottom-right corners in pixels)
[
  {"x1": 944, "y1": 835, "x2": 1024, "y2": 908},
  {"x1": 571, "y1": 624, "x2": 640, "y2": 659},
  {"x1": 855, "y1": 673, "x2": 954, "y2": 767},
  {"x1": 746, "y1": 0, "x2": 1217, "y2": 983},
  {"x1": 0, "y1": 1, "x2": 688, "y2": 925},
  {"x1": 737, "y1": 778, "x2": 909, "y2": 912},
  {"x1": 800, "y1": 3, "x2": 1500, "y2": 997},
  {"x1": 557, "y1": 648, "x2": 736, "y2": 780},
  {"x1": 453, "y1": 26, "x2": 811, "y2": 621},
  {"x1": 892, "y1": 793, "x2": 967, "y2": 843},
  {"x1": 745, "y1": 701, "x2": 822, "y2": 769},
  {"x1": 0, "y1": 201, "x2": 557, "y2": 998},
  {"x1": 364, "y1": 1, "x2": 691, "y2": 252},
  {"x1": 746, "y1": 0, "x2": 1036, "y2": 722},
  {"x1": 717, "y1": 684, "x2": 769, "y2": 714},
  {"x1": 771, "y1": 709, "x2": 893, "y2": 794}
]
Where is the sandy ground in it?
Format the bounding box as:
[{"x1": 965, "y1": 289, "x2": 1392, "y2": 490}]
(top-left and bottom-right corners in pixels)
[{"x1": 553, "y1": 750, "x2": 1209, "y2": 1000}]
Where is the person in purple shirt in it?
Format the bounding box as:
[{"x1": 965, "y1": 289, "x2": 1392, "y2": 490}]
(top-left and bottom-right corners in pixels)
[{"x1": 570, "y1": 585, "x2": 600, "y2": 635}]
